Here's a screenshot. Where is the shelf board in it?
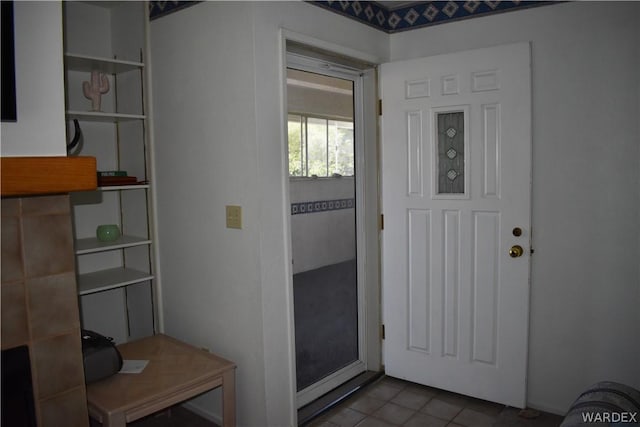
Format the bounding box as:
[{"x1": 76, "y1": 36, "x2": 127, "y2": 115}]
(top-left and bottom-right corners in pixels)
[
  {"x1": 67, "y1": 110, "x2": 146, "y2": 122},
  {"x1": 65, "y1": 52, "x2": 144, "y2": 74},
  {"x1": 77, "y1": 267, "x2": 154, "y2": 296},
  {"x1": 98, "y1": 183, "x2": 150, "y2": 191},
  {"x1": 75, "y1": 235, "x2": 152, "y2": 255}
]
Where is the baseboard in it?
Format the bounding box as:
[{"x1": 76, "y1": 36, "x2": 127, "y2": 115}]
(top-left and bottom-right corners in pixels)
[{"x1": 181, "y1": 400, "x2": 223, "y2": 426}]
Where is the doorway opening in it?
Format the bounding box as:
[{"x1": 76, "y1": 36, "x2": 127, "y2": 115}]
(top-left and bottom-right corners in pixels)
[{"x1": 286, "y1": 53, "x2": 367, "y2": 409}]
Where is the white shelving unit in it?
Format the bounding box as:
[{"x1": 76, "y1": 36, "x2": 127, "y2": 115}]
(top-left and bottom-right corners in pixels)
[
  {"x1": 67, "y1": 110, "x2": 146, "y2": 122},
  {"x1": 74, "y1": 235, "x2": 153, "y2": 255},
  {"x1": 64, "y1": 53, "x2": 144, "y2": 74},
  {"x1": 64, "y1": 2, "x2": 156, "y2": 344},
  {"x1": 77, "y1": 268, "x2": 154, "y2": 296}
]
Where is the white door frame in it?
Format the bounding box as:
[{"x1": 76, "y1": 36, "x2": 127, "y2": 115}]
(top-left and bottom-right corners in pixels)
[
  {"x1": 287, "y1": 52, "x2": 366, "y2": 408},
  {"x1": 281, "y1": 33, "x2": 382, "y2": 409}
]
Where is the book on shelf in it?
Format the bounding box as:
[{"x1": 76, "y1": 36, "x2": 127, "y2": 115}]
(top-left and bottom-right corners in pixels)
[
  {"x1": 97, "y1": 170, "x2": 128, "y2": 177},
  {"x1": 98, "y1": 176, "x2": 138, "y2": 186}
]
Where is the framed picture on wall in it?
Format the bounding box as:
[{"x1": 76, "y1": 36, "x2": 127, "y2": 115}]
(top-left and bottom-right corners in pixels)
[{"x1": 1, "y1": 1, "x2": 17, "y2": 122}]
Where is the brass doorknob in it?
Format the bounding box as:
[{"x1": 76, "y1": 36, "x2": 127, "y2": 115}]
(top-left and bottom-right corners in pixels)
[{"x1": 509, "y1": 245, "x2": 524, "y2": 258}]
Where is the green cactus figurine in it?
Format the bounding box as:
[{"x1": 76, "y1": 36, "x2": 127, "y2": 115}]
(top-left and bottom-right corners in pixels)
[{"x1": 82, "y1": 70, "x2": 110, "y2": 111}]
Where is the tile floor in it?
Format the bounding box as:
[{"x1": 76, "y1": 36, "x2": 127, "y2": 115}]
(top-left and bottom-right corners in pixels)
[{"x1": 305, "y1": 376, "x2": 564, "y2": 427}]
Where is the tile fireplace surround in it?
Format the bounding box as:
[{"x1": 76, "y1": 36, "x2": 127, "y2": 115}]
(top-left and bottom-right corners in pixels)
[
  {"x1": 1, "y1": 157, "x2": 97, "y2": 427},
  {"x1": 1, "y1": 194, "x2": 89, "y2": 426}
]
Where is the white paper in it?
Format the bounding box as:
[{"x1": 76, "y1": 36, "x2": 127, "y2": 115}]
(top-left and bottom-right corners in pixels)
[{"x1": 119, "y1": 359, "x2": 149, "y2": 374}]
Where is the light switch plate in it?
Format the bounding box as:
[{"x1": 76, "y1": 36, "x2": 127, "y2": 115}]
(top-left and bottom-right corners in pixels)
[{"x1": 226, "y1": 205, "x2": 242, "y2": 229}]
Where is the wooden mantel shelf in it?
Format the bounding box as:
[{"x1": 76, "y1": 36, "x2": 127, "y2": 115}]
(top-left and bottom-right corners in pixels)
[{"x1": 1, "y1": 156, "x2": 97, "y2": 197}]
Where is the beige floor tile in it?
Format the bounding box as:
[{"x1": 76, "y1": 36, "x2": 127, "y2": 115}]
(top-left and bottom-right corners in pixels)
[
  {"x1": 306, "y1": 376, "x2": 563, "y2": 427},
  {"x1": 326, "y1": 407, "x2": 367, "y2": 427},
  {"x1": 353, "y1": 416, "x2": 397, "y2": 427},
  {"x1": 466, "y1": 400, "x2": 506, "y2": 417},
  {"x1": 366, "y1": 383, "x2": 403, "y2": 401},
  {"x1": 420, "y1": 398, "x2": 463, "y2": 421},
  {"x1": 378, "y1": 376, "x2": 408, "y2": 390},
  {"x1": 465, "y1": 398, "x2": 505, "y2": 416},
  {"x1": 390, "y1": 388, "x2": 432, "y2": 410},
  {"x1": 372, "y1": 402, "x2": 415, "y2": 425},
  {"x1": 432, "y1": 390, "x2": 472, "y2": 408},
  {"x1": 308, "y1": 421, "x2": 340, "y2": 427},
  {"x1": 403, "y1": 383, "x2": 439, "y2": 400},
  {"x1": 403, "y1": 413, "x2": 448, "y2": 427},
  {"x1": 492, "y1": 407, "x2": 564, "y2": 427},
  {"x1": 452, "y1": 408, "x2": 497, "y2": 427},
  {"x1": 348, "y1": 395, "x2": 387, "y2": 415}
]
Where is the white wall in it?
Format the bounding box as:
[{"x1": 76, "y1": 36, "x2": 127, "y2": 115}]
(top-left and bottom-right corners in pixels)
[
  {"x1": 390, "y1": 1, "x2": 640, "y2": 414},
  {"x1": 1, "y1": 1, "x2": 66, "y2": 156},
  {"x1": 150, "y1": 1, "x2": 640, "y2": 422},
  {"x1": 290, "y1": 178, "x2": 356, "y2": 273},
  {"x1": 150, "y1": 2, "x2": 388, "y2": 425},
  {"x1": 151, "y1": 3, "x2": 265, "y2": 424}
]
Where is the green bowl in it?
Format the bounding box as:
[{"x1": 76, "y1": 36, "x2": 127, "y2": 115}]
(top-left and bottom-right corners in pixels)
[{"x1": 96, "y1": 224, "x2": 121, "y2": 242}]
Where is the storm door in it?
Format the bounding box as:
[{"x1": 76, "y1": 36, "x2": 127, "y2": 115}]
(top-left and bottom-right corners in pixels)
[{"x1": 287, "y1": 53, "x2": 366, "y2": 408}]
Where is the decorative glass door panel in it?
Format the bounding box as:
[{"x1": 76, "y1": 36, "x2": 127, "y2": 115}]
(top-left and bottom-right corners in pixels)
[{"x1": 437, "y1": 111, "x2": 465, "y2": 194}]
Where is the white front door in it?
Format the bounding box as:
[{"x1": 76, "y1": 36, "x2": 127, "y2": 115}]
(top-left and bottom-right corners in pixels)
[{"x1": 380, "y1": 43, "x2": 532, "y2": 407}]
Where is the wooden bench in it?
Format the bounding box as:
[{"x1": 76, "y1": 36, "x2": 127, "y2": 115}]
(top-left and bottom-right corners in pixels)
[{"x1": 86, "y1": 334, "x2": 236, "y2": 427}]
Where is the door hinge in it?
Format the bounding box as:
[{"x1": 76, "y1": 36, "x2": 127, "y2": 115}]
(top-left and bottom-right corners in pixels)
[
  {"x1": 381, "y1": 324, "x2": 385, "y2": 340},
  {"x1": 378, "y1": 99, "x2": 382, "y2": 116},
  {"x1": 380, "y1": 214, "x2": 384, "y2": 231}
]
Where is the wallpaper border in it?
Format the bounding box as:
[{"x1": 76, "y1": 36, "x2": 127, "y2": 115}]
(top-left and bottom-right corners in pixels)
[
  {"x1": 149, "y1": 1, "x2": 201, "y2": 21},
  {"x1": 311, "y1": 1, "x2": 559, "y2": 33},
  {"x1": 149, "y1": 1, "x2": 559, "y2": 31},
  {"x1": 291, "y1": 198, "x2": 355, "y2": 215}
]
